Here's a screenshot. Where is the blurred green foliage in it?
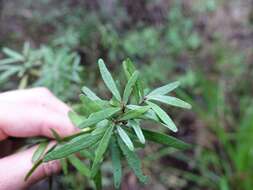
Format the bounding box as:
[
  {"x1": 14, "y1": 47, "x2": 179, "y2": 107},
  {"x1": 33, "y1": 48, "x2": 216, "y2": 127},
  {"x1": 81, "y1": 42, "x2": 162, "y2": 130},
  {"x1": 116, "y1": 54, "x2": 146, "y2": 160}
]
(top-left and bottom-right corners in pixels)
[
  {"x1": 0, "y1": 0, "x2": 252, "y2": 189},
  {"x1": 0, "y1": 44, "x2": 82, "y2": 101}
]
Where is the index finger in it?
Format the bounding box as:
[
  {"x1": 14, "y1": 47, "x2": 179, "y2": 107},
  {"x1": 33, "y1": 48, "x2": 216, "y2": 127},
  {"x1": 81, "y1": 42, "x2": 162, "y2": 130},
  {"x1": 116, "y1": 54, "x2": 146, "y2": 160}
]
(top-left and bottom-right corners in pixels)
[{"x1": 0, "y1": 102, "x2": 78, "y2": 141}]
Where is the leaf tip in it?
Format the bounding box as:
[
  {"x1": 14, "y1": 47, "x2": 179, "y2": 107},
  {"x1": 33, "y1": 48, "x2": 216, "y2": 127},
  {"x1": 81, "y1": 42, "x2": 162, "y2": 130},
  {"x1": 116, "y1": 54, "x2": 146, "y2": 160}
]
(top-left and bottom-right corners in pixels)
[
  {"x1": 186, "y1": 103, "x2": 192, "y2": 109},
  {"x1": 172, "y1": 127, "x2": 178, "y2": 133},
  {"x1": 98, "y1": 58, "x2": 104, "y2": 65}
]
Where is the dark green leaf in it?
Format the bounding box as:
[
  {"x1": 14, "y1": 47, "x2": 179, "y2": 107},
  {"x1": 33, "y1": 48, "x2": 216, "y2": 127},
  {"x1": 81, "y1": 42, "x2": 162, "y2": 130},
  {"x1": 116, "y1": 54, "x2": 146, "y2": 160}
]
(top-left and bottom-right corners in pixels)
[
  {"x1": 98, "y1": 58, "x2": 121, "y2": 101},
  {"x1": 79, "y1": 150, "x2": 94, "y2": 160},
  {"x1": 50, "y1": 128, "x2": 62, "y2": 142},
  {"x1": 44, "y1": 133, "x2": 102, "y2": 162},
  {"x1": 142, "y1": 109, "x2": 160, "y2": 121},
  {"x1": 123, "y1": 71, "x2": 139, "y2": 104},
  {"x1": 147, "y1": 101, "x2": 178, "y2": 132},
  {"x1": 128, "y1": 120, "x2": 145, "y2": 144},
  {"x1": 117, "y1": 136, "x2": 148, "y2": 184},
  {"x1": 142, "y1": 129, "x2": 191, "y2": 150},
  {"x1": 119, "y1": 106, "x2": 150, "y2": 121},
  {"x1": 78, "y1": 107, "x2": 120, "y2": 129},
  {"x1": 110, "y1": 136, "x2": 122, "y2": 189},
  {"x1": 127, "y1": 105, "x2": 160, "y2": 122},
  {"x1": 32, "y1": 142, "x2": 49, "y2": 163},
  {"x1": 124, "y1": 129, "x2": 146, "y2": 148},
  {"x1": 117, "y1": 126, "x2": 134, "y2": 151},
  {"x1": 62, "y1": 129, "x2": 92, "y2": 142},
  {"x1": 68, "y1": 111, "x2": 86, "y2": 126},
  {"x1": 91, "y1": 121, "x2": 108, "y2": 136},
  {"x1": 147, "y1": 81, "x2": 180, "y2": 97},
  {"x1": 147, "y1": 95, "x2": 192, "y2": 109},
  {"x1": 82, "y1": 86, "x2": 102, "y2": 100},
  {"x1": 79, "y1": 94, "x2": 103, "y2": 115},
  {"x1": 25, "y1": 160, "x2": 43, "y2": 181},
  {"x1": 93, "y1": 168, "x2": 102, "y2": 190},
  {"x1": 68, "y1": 155, "x2": 90, "y2": 177},
  {"x1": 91, "y1": 124, "x2": 114, "y2": 177},
  {"x1": 123, "y1": 59, "x2": 144, "y2": 102},
  {"x1": 60, "y1": 159, "x2": 68, "y2": 175}
]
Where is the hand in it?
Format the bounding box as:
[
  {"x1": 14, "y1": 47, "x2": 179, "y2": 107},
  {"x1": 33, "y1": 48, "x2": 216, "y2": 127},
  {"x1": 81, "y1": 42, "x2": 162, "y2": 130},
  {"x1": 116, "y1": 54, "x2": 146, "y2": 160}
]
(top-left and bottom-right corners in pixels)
[{"x1": 0, "y1": 88, "x2": 77, "y2": 190}]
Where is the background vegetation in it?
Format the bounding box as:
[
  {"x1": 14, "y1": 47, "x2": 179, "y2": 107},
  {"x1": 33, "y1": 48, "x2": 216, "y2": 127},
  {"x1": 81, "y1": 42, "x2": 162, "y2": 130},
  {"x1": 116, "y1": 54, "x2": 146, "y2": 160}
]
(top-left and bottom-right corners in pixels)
[{"x1": 0, "y1": 0, "x2": 253, "y2": 189}]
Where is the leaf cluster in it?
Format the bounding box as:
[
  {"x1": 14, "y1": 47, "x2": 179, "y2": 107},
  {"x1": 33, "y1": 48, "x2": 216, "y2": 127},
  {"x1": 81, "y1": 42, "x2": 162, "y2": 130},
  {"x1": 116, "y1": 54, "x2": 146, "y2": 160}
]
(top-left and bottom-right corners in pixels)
[
  {"x1": 27, "y1": 58, "x2": 191, "y2": 189},
  {"x1": 0, "y1": 44, "x2": 82, "y2": 100},
  {"x1": 0, "y1": 42, "x2": 42, "y2": 89}
]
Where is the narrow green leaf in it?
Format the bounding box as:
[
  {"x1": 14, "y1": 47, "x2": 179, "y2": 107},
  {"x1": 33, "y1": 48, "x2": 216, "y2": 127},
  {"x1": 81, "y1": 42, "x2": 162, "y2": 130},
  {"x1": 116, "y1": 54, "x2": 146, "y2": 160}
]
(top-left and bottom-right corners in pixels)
[
  {"x1": 123, "y1": 59, "x2": 144, "y2": 102},
  {"x1": 117, "y1": 126, "x2": 134, "y2": 151},
  {"x1": 0, "y1": 67, "x2": 19, "y2": 82},
  {"x1": 147, "y1": 81, "x2": 180, "y2": 97},
  {"x1": 18, "y1": 75, "x2": 28, "y2": 89},
  {"x1": 123, "y1": 71, "x2": 139, "y2": 104},
  {"x1": 110, "y1": 96, "x2": 122, "y2": 107},
  {"x1": 91, "y1": 124, "x2": 114, "y2": 177},
  {"x1": 60, "y1": 159, "x2": 68, "y2": 175},
  {"x1": 43, "y1": 144, "x2": 57, "y2": 156},
  {"x1": 119, "y1": 106, "x2": 150, "y2": 121},
  {"x1": 79, "y1": 150, "x2": 94, "y2": 160},
  {"x1": 3, "y1": 48, "x2": 24, "y2": 60},
  {"x1": 50, "y1": 128, "x2": 62, "y2": 142},
  {"x1": 98, "y1": 58, "x2": 121, "y2": 101},
  {"x1": 123, "y1": 129, "x2": 146, "y2": 148},
  {"x1": 23, "y1": 42, "x2": 30, "y2": 56},
  {"x1": 142, "y1": 109, "x2": 160, "y2": 121},
  {"x1": 68, "y1": 111, "x2": 86, "y2": 126},
  {"x1": 147, "y1": 101, "x2": 178, "y2": 132},
  {"x1": 25, "y1": 159, "x2": 43, "y2": 181},
  {"x1": 79, "y1": 94, "x2": 102, "y2": 114},
  {"x1": 147, "y1": 95, "x2": 192, "y2": 109},
  {"x1": 44, "y1": 133, "x2": 102, "y2": 162},
  {"x1": 62, "y1": 129, "x2": 92, "y2": 142},
  {"x1": 68, "y1": 155, "x2": 91, "y2": 177},
  {"x1": 127, "y1": 105, "x2": 160, "y2": 122},
  {"x1": 91, "y1": 121, "x2": 108, "y2": 136},
  {"x1": 0, "y1": 65, "x2": 16, "y2": 71},
  {"x1": 128, "y1": 120, "x2": 145, "y2": 144},
  {"x1": 117, "y1": 136, "x2": 148, "y2": 184},
  {"x1": 32, "y1": 142, "x2": 49, "y2": 163},
  {"x1": 110, "y1": 137, "x2": 122, "y2": 189},
  {"x1": 79, "y1": 96, "x2": 110, "y2": 117},
  {"x1": 78, "y1": 107, "x2": 120, "y2": 129},
  {"x1": 142, "y1": 129, "x2": 191, "y2": 150},
  {"x1": 0, "y1": 58, "x2": 19, "y2": 65},
  {"x1": 93, "y1": 168, "x2": 102, "y2": 190},
  {"x1": 82, "y1": 86, "x2": 102, "y2": 100}
]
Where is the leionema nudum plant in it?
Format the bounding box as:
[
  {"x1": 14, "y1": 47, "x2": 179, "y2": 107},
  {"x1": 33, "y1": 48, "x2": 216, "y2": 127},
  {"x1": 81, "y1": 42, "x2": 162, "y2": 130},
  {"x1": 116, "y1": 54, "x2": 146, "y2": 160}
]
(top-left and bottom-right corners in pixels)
[{"x1": 26, "y1": 58, "x2": 191, "y2": 189}]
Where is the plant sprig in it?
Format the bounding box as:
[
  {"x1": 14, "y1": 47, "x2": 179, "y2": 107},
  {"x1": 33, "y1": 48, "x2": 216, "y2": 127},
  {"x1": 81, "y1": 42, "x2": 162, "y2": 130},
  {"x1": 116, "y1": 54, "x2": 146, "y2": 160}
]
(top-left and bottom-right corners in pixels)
[
  {"x1": 27, "y1": 58, "x2": 191, "y2": 189},
  {"x1": 0, "y1": 44, "x2": 82, "y2": 100}
]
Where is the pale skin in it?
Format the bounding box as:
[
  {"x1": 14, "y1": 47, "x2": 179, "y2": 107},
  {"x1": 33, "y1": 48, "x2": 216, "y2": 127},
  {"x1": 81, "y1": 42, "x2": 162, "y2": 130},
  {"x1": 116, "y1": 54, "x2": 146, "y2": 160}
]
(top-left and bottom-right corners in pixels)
[{"x1": 0, "y1": 88, "x2": 77, "y2": 190}]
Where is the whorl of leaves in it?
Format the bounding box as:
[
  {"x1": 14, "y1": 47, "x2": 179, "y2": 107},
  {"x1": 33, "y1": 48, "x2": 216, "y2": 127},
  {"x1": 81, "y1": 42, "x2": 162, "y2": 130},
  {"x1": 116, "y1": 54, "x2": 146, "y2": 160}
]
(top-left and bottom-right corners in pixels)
[{"x1": 27, "y1": 58, "x2": 191, "y2": 189}]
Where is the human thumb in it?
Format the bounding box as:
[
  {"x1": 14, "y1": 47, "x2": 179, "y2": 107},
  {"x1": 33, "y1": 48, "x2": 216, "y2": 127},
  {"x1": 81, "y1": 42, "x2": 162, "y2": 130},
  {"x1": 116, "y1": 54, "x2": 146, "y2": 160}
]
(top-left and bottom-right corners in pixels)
[{"x1": 0, "y1": 143, "x2": 60, "y2": 190}]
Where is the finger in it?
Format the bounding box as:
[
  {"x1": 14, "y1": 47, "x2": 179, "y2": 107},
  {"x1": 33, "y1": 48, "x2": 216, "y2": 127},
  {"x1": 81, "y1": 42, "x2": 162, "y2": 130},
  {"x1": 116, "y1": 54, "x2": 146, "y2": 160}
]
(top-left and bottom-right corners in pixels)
[
  {"x1": 46, "y1": 94, "x2": 72, "y2": 115},
  {"x1": 0, "y1": 128, "x2": 8, "y2": 141},
  {"x1": 0, "y1": 87, "x2": 71, "y2": 115},
  {"x1": 0, "y1": 102, "x2": 78, "y2": 140},
  {"x1": 0, "y1": 143, "x2": 61, "y2": 190}
]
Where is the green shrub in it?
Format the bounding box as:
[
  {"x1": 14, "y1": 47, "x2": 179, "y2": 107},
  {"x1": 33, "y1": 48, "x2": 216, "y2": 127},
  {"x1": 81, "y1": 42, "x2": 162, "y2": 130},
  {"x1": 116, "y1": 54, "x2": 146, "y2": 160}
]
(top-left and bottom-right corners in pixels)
[{"x1": 0, "y1": 44, "x2": 82, "y2": 101}]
